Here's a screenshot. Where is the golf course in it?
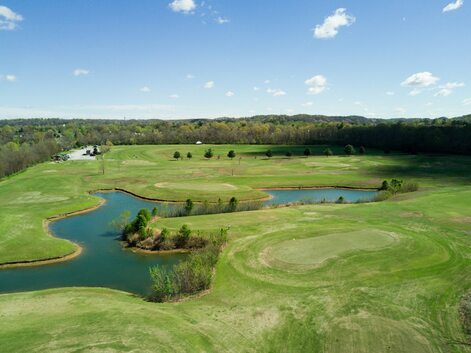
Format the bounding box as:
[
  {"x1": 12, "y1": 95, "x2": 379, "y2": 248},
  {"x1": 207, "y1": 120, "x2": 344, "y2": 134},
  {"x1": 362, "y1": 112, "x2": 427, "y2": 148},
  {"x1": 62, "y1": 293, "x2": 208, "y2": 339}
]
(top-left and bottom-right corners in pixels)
[{"x1": 0, "y1": 144, "x2": 470, "y2": 353}]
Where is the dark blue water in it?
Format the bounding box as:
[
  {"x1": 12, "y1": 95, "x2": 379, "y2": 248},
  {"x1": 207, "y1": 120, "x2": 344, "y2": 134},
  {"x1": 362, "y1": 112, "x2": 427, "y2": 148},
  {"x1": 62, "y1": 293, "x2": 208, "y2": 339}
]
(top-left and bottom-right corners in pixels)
[{"x1": 0, "y1": 188, "x2": 377, "y2": 295}]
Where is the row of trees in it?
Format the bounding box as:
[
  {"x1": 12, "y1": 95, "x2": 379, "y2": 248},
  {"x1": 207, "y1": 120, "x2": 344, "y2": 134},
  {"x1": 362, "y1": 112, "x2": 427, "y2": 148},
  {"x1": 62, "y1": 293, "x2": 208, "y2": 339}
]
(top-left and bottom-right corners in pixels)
[
  {"x1": 1, "y1": 116, "x2": 471, "y2": 155},
  {"x1": 0, "y1": 139, "x2": 61, "y2": 178}
]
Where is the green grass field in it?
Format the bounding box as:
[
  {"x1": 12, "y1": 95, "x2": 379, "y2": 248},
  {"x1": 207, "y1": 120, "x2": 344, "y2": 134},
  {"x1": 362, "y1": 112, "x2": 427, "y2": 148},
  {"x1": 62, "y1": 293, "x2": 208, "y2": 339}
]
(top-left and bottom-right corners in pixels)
[{"x1": 0, "y1": 145, "x2": 470, "y2": 352}]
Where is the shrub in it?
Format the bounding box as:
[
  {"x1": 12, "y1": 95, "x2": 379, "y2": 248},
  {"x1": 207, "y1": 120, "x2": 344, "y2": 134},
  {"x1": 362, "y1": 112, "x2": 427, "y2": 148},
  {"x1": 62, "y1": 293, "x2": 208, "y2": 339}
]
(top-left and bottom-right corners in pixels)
[
  {"x1": 152, "y1": 207, "x2": 158, "y2": 217},
  {"x1": 336, "y1": 196, "x2": 345, "y2": 204},
  {"x1": 185, "y1": 199, "x2": 194, "y2": 215},
  {"x1": 324, "y1": 148, "x2": 333, "y2": 157},
  {"x1": 285, "y1": 151, "x2": 292, "y2": 158},
  {"x1": 187, "y1": 152, "x2": 192, "y2": 159},
  {"x1": 173, "y1": 151, "x2": 181, "y2": 160},
  {"x1": 344, "y1": 144, "x2": 355, "y2": 155},
  {"x1": 204, "y1": 148, "x2": 214, "y2": 159},
  {"x1": 229, "y1": 197, "x2": 239, "y2": 212},
  {"x1": 303, "y1": 148, "x2": 311, "y2": 157},
  {"x1": 266, "y1": 150, "x2": 273, "y2": 158},
  {"x1": 227, "y1": 150, "x2": 236, "y2": 159},
  {"x1": 359, "y1": 146, "x2": 366, "y2": 155}
]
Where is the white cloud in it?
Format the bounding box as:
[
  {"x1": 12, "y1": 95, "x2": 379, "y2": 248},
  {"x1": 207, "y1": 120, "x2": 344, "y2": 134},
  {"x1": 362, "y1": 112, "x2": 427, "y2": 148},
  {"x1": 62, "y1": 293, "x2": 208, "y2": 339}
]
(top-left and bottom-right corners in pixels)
[
  {"x1": 435, "y1": 82, "x2": 465, "y2": 96},
  {"x1": 386, "y1": 91, "x2": 395, "y2": 96},
  {"x1": 443, "y1": 0, "x2": 464, "y2": 12},
  {"x1": 264, "y1": 80, "x2": 271, "y2": 84},
  {"x1": 463, "y1": 98, "x2": 471, "y2": 106},
  {"x1": 302, "y1": 102, "x2": 313, "y2": 107},
  {"x1": 267, "y1": 88, "x2": 286, "y2": 97},
  {"x1": 225, "y1": 91, "x2": 235, "y2": 97},
  {"x1": 401, "y1": 72, "x2": 439, "y2": 87},
  {"x1": 215, "y1": 16, "x2": 229, "y2": 24},
  {"x1": 313, "y1": 8, "x2": 355, "y2": 39},
  {"x1": 169, "y1": 0, "x2": 196, "y2": 13},
  {"x1": 204, "y1": 80, "x2": 214, "y2": 89},
  {"x1": 0, "y1": 6, "x2": 23, "y2": 31},
  {"x1": 409, "y1": 89, "x2": 421, "y2": 96},
  {"x1": 140, "y1": 86, "x2": 151, "y2": 92},
  {"x1": 73, "y1": 69, "x2": 89, "y2": 77},
  {"x1": 0, "y1": 74, "x2": 16, "y2": 82},
  {"x1": 186, "y1": 74, "x2": 195, "y2": 79},
  {"x1": 305, "y1": 75, "x2": 327, "y2": 95},
  {"x1": 253, "y1": 86, "x2": 260, "y2": 91},
  {"x1": 169, "y1": 94, "x2": 180, "y2": 99}
]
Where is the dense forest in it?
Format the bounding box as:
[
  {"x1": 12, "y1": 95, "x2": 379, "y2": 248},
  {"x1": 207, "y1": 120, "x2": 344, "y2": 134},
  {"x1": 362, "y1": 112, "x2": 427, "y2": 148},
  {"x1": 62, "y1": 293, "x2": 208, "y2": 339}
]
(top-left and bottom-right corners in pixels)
[{"x1": 1, "y1": 114, "x2": 471, "y2": 178}]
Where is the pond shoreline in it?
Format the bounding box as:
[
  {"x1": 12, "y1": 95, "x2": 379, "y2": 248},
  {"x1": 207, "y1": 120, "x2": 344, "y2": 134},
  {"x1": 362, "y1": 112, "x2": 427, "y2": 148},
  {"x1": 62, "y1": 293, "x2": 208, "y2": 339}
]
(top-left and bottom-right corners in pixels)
[
  {"x1": 0, "y1": 185, "x2": 377, "y2": 270},
  {"x1": 0, "y1": 198, "x2": 106, "y2": 269}
]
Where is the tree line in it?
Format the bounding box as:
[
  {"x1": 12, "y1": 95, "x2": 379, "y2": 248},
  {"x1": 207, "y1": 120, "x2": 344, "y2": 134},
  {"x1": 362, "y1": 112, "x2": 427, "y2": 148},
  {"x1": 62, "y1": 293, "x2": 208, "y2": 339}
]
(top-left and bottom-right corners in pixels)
[{"x1": 1, "y1": 114, "x2": 471, "y2": 178}]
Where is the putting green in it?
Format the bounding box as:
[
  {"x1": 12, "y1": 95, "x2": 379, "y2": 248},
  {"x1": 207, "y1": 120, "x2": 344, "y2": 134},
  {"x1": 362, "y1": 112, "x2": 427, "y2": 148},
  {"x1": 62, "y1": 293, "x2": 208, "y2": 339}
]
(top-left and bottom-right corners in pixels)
[{"x1": 264, "y1": 229, "x2": 397, "y2": 270}]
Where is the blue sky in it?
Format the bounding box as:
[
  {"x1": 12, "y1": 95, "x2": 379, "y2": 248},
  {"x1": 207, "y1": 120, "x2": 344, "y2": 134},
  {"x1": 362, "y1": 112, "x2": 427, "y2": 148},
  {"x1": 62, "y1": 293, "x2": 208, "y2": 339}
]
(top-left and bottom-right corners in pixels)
[{"x1": 0, "y1": 0, "x2": 470, "y2": 119}]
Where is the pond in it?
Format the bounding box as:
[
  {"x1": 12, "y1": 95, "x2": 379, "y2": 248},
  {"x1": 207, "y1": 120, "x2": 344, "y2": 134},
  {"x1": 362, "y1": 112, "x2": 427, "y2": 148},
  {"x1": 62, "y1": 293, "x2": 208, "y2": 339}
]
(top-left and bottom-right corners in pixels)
[{"x1": 0, "y1": 188, "x2": 377, "y2": 296}]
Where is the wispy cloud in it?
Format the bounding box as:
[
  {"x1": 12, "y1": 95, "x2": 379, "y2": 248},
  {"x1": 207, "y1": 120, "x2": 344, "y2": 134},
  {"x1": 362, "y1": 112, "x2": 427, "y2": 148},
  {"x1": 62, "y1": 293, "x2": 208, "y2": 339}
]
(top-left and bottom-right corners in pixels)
[
  {"x1": 266, "y1": 88, "x2": 286, "y2": 97},
  {"x1": 204, "y1": 80, "x2": 214, "y2": 89},
  {"x1": 0, "y1": 6, "x2": 23, "y2": 31},
  {"x1": 463, "y1": 98, "x2": 471, "y2": 106},
  {"x1": 313, "y1": 8, "x2": 355, "y2": 39},
  {"x1": 140, "y1": 86, "x2": 151, "y2": 92},
  {"x1": 186, "y1": 74, "x2": 195, "y2": 79},
  {"x1": 435, "y1": 82, "x2": 465, "y2": 96},
  {"x1": 0, "y1": 74, "x2": 16, "y2": 82},
  {"x1": 73, "y1": 69, "x2": 90, "y2": 77},
  {"x1": 443, "y1": 0, "x2": 464, "y2": 12},
  {"x1": 215, "y1": 16, "x2": 230, "y2": 24},
  {"x1": 225, "y1": 91, "x2": 235, "y2": 97},
  {"x1": 169, "y1": 94, "x2": 180, "y2": 99},
  {"x1": 169, "y1": 0, "x2": 196, "y2": 14}
]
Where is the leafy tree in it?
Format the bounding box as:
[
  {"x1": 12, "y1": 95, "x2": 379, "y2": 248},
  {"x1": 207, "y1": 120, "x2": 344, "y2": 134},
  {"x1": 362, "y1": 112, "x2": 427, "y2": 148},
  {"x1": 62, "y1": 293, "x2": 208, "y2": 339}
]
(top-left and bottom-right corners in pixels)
[
  {"x1": 137, "y1": 208, "x2": 151, "y2": 222},
  {"x1": 229, "y1": 196, "x2": 239, "y2": 211},
  {"x1": 175, "y1": 224, "x2": 192, "y2": 248},
  {"x1": 173, "y1": 151, "x2": 181, "y2": 160},
  {"x1": 344, "y1": 144, "x2": 355, "y2": 155},
  {"x1": 185, "y1": 198, "x2": 194, "y2": 214},
  {"x1": 380, "y1": 180, "x2": 389, "y2": 191},
  {"x1": 187, "y1": 152, "x2": 192, "y2": 159},
  {"x1": 227, "y1": 150, "x2": 236, "y2": 159},
  {"x1": 160, "y1": 227, "x2": 170, "y2": 241},
  {"x1": 303, "y1": 148, "x2": 311, "y2": 157},
  {"x1": 204, "y1": 148, "x2": 214, "y2": 159},
  {"x1": 266, "y1": 149, "x2": 273, "y2": 158},
  {"x1": 324, "y1": 148, "x2": 333, "y2": 157},
  {"x1": 359, "y1": 146, "x2": 366, "y2": 155}
]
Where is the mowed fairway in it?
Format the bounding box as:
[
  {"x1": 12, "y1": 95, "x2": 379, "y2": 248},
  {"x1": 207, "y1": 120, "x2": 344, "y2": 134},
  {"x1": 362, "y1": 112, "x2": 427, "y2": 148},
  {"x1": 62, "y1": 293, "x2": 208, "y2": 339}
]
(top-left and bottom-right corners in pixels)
[{"x1": 0, "y1": 145, "x2": 471, "y2": 352}]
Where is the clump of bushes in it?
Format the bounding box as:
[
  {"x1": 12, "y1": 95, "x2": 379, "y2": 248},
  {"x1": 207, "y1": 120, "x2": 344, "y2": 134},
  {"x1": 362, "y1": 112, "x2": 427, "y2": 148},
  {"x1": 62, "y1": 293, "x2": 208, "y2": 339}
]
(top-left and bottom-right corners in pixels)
[
  {"x1": 148, "y1": 228, "x2": 228, "y2": 302},
  {"x1": 122, "y1": 212, "x2": 210, "y2": 252},
  {"x1": 375, "y1": 178, "x2": 419, "y2": 201}
]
